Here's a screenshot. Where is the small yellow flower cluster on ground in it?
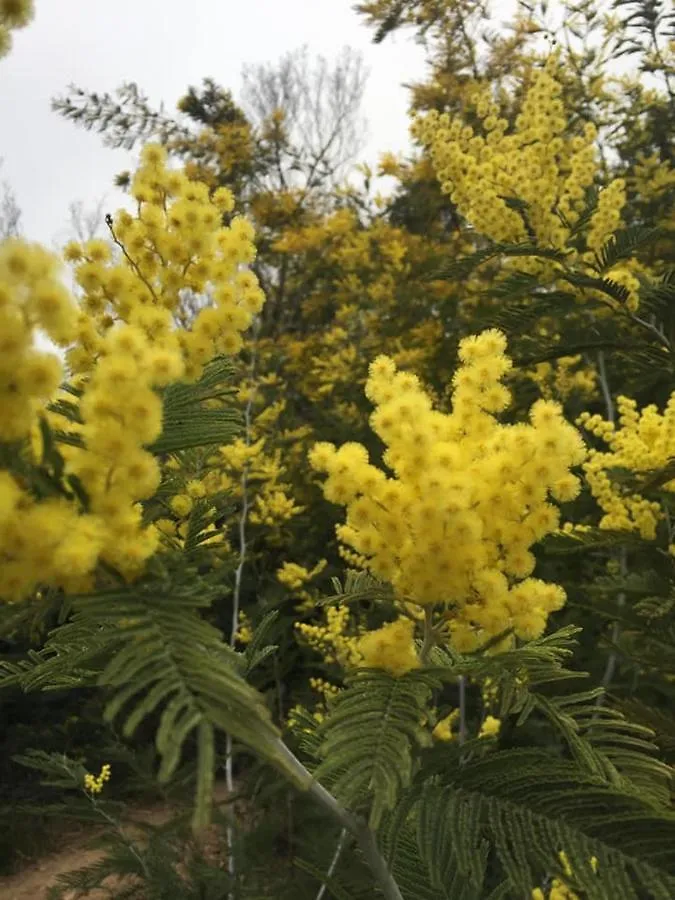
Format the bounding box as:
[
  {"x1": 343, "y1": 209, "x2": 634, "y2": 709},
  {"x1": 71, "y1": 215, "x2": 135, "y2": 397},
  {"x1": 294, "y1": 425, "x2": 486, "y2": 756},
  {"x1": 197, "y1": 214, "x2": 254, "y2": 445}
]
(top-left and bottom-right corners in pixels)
[
  {"x1": 310, "y1": 329, "x2": 586, "y2": 651},
  {"x1": 578, "y1": 393, "x2": 675, "y2": 538},
  {"x1": 0, "y1": 0, "x2": 34, "y2": 57},
  {"x1": 84, "y1": 763, "x2": 111, "y2": 795},
  {"x1": 356, "y1": 617, "x2": 420, "y2": 676}
]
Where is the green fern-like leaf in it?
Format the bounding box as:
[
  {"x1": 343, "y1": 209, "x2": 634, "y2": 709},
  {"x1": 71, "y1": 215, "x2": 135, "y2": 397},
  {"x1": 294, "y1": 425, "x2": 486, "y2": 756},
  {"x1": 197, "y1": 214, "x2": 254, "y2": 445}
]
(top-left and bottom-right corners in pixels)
[
  {"x1": 428, "y1": 241, "x2": 567, "y2": 282},
  {"x1": 321, "y1": 570, "x2": 395, "y2": 607},
  {"x1": 532, "y1": 691, "x2": 672, "y2": 807},
  {"x1": 2, "y1": 566, "x2": 308, "y2": 830},
  {"x1": 148, "y1": 354, "x2": 242, "y2": 454},
  {"x1": 410, "y1": 749, "x2": 675, "y2": 899},
  {"x1": 593, "y1": 226, "x2": 664, "y2": 273},
  {"x1": 314, "y1": 670, "x2": 440, "y2": 829}
]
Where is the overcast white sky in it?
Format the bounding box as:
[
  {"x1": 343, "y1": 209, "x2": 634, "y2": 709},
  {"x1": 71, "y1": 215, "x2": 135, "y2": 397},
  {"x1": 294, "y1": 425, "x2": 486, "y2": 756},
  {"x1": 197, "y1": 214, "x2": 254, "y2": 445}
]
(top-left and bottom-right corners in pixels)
[
  {"x1": 1, "y1": 0, "x2": 435, "y2": 248},
  {"x1": 1, "y1": 0, "x2": 641, "y2": 254}
]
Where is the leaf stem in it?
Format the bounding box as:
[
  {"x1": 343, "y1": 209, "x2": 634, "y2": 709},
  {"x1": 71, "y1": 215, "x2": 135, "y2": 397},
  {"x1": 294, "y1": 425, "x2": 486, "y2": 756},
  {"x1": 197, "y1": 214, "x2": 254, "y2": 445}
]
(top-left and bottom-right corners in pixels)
[
  {"x1": 420, "y1": 606, "x2": 435, "y2": 664},
  {"x1": 274, "y1": 742, "x2": 404, "y2": 900}
]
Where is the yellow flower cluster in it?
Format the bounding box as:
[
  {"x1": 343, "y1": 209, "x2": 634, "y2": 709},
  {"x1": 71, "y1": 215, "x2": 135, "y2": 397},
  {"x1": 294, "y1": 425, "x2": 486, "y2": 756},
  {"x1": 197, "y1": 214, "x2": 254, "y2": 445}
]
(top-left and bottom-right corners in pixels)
[
  {"x1": 286, "y1": 678, "x2": 341, "y2": 731},
  {"x1": 0, "y1": 0, "x2": 34, "y2": 57},
  {"x1": 277, "y1": 559, "x2": 327, "y2": 610},
  {"x1": 478, "y1": 715, "x2": 501, "y2": 739},
  {"x1": 532, "y1": 881, "x2": 579, "y2": 900},
  {"x1": 310, "y1": 329, "x2": 586, "y2": 651},
  {"x1": 250, "y1": 490, "x2": 304, "y2": 527},
  {"x1": 151, "y1": 457, "x2": 230, "y2": 561},
  {"x1": 578, "y1": 394, "x2": 675, "y2": 538},
  {"x1": 65, "y1": 143, "x2": 264, "y2": 382},
  {"x1": 295, "y1": 605, "x2": 361, "y2": 668},
  {"x1": 213, "y1": 431, "x2": 303, "y2": 533},
  {"x1": 0, "y1": 241, "x2": 78, "y2": 440},
  {"x1": 604, "y1": 263, "x2": 641, "y2": 313},
  {"x1": 586, "y1": 179, "x2": 627, "y2": 253},
  {"x1": 0, "y1": 145, "x2": 264, "y2": 602},
  {"x1": 432, "y1": 708, "x2": 460, "y2": 742},
  {"x1": 531, "y1": 852, "x2": 598, "y2": 900},
  {"x1": 356, "y1": 617, "x2": 420, "y2": 676},
  {"x1": 309, "y1": 676, "x2": 341, "y2": 702},
  {"x1": 411, "y1": 57, "x2": 599, "y2": 251},
  {"x1": 235, "y1": 610, "x2": 253, "y2": 645},
  {"x1": 84, "y1": 763, "x2": 111, "y2": 795},
  {"x1": 631, "y1": 151, "x2": 675, "y2": 203},
  {"x1": 527, "y1": 355, "x2": 597, "y2": 403}
]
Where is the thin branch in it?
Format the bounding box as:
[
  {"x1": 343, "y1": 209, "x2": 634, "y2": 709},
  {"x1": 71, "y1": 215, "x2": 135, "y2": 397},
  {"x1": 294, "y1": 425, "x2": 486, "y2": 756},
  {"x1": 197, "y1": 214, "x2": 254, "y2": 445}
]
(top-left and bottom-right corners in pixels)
[
  {"x1": 458, "y1": 675, "x2": 467, "y2": 745},
  {"x1": 596, "y1": 350, "x2": 614, "y2": 424},
  {"x1": 595, "y1": 351, "x2": 627, "y2": 706},
  {"x1": 106, "y1": 216, "x2": 160, "y2": 304},
  {"x1": 420, "y1": 606, "x2": 435, "y2": 664},
  {"x1": 315, "y1": 828, "x2": 350, "y2": 900},
  {"x1": 225, "y1": 315, "x2": 262, "y2": 898},
  {"x1": 627, "y1": 311, "x2": 671, "y2": 349},
  {"x1": 273, "y1": 742, "x2": 404, "y2": 900}
]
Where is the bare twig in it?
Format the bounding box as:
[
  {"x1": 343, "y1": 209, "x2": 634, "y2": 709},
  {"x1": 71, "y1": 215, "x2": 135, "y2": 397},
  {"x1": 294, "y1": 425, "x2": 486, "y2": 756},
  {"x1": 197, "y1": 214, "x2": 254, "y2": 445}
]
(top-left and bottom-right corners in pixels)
[
  {"x1": 595, "y1": 351, "x2": 627, "y2": 705},
  {"x1": 420, "y1": 606, "x2": 435, "y2": 663},
  {"x1": 458, "y1": 675, "x2": 467, "y2": 745},
  {"x1": 315, "y1": 827, "x2": 350, "y2": 900},
  {"x1": 225, "y1": 315, "x2": 262, "y2": 898}
]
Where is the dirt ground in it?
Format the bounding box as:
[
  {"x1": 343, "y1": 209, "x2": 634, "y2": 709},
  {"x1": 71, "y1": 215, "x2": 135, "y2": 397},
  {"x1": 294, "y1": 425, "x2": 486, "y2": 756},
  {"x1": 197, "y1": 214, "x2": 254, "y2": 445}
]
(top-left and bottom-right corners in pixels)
[
  {"x1": 0, "y1": 783, "x2": 233, "y2": 900},
  {"x1": 0, "y1": 838, "x2": 117, "y2": 900}
]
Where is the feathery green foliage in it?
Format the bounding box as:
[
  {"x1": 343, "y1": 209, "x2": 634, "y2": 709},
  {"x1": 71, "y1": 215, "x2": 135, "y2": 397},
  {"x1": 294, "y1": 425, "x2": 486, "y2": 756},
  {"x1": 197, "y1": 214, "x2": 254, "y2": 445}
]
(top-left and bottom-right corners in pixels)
[{"x1": 314, "y1": 670, "x2": 440, "y2": 829}]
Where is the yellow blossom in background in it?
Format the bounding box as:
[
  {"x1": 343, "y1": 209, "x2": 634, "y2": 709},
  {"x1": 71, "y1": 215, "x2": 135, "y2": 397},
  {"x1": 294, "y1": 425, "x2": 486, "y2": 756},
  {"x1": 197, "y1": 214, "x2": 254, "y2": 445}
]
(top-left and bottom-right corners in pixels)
[
  {"x1": 578, "y1": 393, "x2": 675, "y2": 539},
  {"x1": 310, "y1": 329, "x2": 585, "y2": 651},
  {"x1": 277, "y1": 559, "x2": 327, "y2": 611},
  {"x1": 84, "y1": 763, "x2": 111, "y2": 795},
  {"x1": 296, "y1": 604, "x2": 361, "y2": 669},
  {"x1": 479, "y1": 715, "x2": 501, "y2": 739},
  {"x1": 170, "y1": 493, "x2": 194, "y2": 518},
  {"x1": 526, "y1": 355, "x2": 597, "y2": 404},
  {"x1": 236, "y1": 610, "x2": 253, "y2": 645},
  {"x1": 410, "y1": 52, "x2": 648, "y2": 309},
  {"x1": 432, "y1": 708, "x2": 460, "y2": 742},
  {"x1": 411, "y1": 57, "x2": 598, "y2": 252}
]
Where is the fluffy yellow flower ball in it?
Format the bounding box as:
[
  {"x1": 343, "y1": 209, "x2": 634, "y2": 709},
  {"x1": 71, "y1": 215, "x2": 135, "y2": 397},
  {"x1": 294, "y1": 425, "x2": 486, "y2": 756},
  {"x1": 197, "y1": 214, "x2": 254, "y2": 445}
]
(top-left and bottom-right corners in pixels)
[{"x1": 357, "y1": 618, "x2": 420, "y2": 676}]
